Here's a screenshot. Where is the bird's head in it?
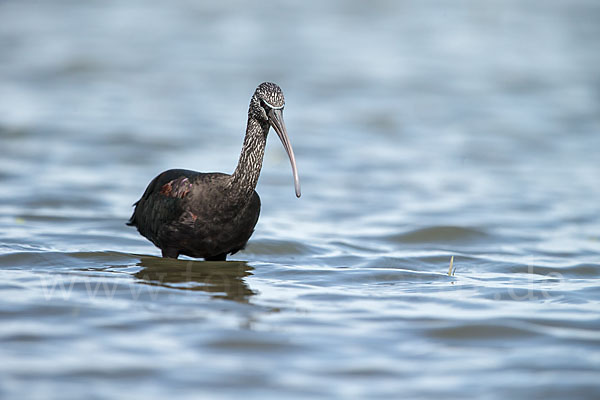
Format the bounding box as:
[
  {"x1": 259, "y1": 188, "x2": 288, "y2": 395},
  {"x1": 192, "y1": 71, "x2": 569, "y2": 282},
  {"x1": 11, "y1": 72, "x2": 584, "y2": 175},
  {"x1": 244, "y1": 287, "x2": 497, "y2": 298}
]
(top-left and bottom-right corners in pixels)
[
  {"x1": 250, "y1": 82, "x2": 300, "y2": 198},
  {"x1": 251, "y1": 82, "x2": 285, "y2": 121}
]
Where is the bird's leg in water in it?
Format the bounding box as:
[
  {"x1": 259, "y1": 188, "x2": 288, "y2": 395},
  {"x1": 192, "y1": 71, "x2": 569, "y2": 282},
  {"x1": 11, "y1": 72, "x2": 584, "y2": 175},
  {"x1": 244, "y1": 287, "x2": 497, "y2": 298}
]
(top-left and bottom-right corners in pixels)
[
  {"x1": 205, "y1": 253, "x2": 227, "y2": 261},
  {"x1": 161, "y1": 248, "x2": 179, "y2": 258}
]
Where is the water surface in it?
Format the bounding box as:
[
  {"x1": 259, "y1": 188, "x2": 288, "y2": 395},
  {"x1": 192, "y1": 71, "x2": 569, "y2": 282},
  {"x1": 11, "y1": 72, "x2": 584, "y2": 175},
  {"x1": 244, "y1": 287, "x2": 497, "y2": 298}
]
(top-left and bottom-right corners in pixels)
[{"x1": 1, "y1": 0, "x2": 599, "y2": 398}]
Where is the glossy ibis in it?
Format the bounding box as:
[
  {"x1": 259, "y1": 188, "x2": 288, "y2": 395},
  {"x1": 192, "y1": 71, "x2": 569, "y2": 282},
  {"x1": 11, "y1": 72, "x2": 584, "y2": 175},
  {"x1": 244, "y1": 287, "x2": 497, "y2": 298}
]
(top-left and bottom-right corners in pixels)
[{"x1": 127, "y1": 82, "x2": 300, "y2": 260}]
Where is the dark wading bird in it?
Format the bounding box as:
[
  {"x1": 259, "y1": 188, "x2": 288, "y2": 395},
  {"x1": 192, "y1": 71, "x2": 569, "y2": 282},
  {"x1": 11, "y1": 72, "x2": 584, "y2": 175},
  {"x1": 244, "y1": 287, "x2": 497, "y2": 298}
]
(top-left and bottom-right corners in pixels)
[{"x1": 127, "y1": 82, "x2": 300, "y2": 261}]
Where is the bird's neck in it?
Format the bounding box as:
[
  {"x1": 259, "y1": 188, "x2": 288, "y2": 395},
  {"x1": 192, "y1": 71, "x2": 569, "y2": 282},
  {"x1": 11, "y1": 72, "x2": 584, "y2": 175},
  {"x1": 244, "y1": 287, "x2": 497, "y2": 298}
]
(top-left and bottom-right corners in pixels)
[{"x1": 229, "y1": 116, "x2": 269, "y2": 200}]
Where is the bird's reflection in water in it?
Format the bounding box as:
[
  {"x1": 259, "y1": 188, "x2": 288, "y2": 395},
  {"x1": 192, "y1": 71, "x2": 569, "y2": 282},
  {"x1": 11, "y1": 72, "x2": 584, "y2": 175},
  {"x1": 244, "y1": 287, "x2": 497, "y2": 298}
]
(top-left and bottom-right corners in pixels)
[{"x1": 135, "y1": 257, "x2": 256, "y2": 302}]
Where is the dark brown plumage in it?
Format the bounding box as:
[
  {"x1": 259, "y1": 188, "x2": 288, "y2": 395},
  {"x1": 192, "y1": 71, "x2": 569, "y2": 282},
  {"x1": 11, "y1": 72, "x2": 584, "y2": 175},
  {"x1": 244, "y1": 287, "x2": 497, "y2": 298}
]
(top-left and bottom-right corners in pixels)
[{"x1": 127, "y1": 82, "x2": 300, "y2": 260}]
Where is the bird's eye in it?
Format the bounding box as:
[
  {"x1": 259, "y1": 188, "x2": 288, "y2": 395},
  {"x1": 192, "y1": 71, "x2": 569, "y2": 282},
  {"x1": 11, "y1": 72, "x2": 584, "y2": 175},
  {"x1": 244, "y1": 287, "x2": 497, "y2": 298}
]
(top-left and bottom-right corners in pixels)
[{"x1": 259, "y1": 99, "x2": 269, "y2": 110}]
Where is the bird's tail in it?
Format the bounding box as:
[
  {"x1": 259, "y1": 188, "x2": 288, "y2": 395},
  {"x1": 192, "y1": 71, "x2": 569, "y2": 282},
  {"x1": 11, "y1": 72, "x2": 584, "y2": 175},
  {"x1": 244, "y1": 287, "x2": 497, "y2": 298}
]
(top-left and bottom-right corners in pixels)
[{"x1": 126, "y1": 202, "x2": 139, "y2": 226}]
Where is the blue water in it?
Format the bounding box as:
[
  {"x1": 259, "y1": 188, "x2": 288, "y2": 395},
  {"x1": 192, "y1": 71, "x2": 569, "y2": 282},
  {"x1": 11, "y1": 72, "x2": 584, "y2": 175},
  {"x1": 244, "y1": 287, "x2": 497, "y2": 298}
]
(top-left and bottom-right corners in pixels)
[{"x1": 1, "y1": 0, "x2": 599, "y2": 398}]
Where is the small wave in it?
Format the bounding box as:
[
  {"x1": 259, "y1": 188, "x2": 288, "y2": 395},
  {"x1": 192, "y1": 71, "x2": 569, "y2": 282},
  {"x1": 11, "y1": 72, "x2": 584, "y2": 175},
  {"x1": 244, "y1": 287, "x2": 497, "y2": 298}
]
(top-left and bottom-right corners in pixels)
[
  {"x1": 426, "y1": 321, "x2": 537, "y2": 340},
  {"x1": 507, "y1": 263, "x2": 600, "y2": 278},
  {"x1": 384, "y1": 226, "x2": 492, "y2": 244},
  {"x1": 244, "y1": 239, "x2": 325, "y2": 256},
  {"x1": 0, "y1": 251, "x2": 138, "y2": 269}
]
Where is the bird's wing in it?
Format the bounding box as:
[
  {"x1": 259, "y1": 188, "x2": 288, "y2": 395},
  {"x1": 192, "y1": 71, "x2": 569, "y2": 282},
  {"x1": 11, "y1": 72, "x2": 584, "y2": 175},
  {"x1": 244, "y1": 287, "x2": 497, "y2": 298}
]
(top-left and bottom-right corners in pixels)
[
  {"x1": 157, "y1": 176, "x2": 193, "y2": 199},
  {"x1": 127, "y1": 169, "x2": 196, "y2": 227}
]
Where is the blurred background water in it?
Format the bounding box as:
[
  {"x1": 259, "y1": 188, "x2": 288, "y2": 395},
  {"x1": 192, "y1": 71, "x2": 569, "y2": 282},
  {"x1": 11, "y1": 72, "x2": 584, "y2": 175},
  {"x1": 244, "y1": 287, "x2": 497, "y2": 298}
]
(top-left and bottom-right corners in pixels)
[{"x1": 1, "y1": 0, "x2": 600, "y2": 398}]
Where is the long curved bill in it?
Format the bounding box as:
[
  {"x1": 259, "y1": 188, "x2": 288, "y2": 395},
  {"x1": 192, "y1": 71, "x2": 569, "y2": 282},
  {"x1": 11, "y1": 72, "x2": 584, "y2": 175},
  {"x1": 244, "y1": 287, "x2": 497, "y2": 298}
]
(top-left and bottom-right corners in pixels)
[{"x1": 268, "y1": 108, "x2": 301, "y2": 198}]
